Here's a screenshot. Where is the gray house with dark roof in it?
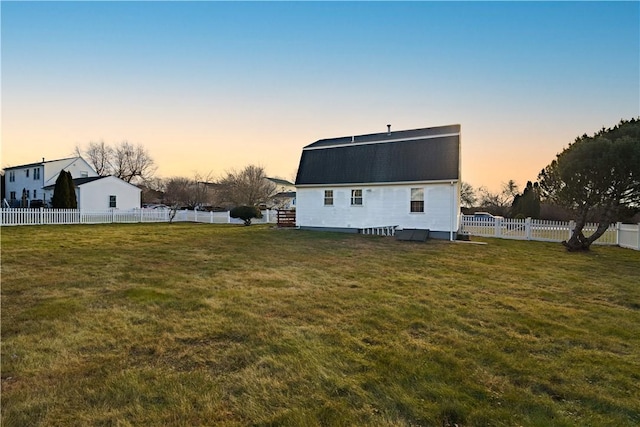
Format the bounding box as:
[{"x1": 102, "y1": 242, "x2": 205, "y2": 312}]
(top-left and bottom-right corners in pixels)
[{"x1": 295, "y1": 124, "x2": 461, "y2": 239}]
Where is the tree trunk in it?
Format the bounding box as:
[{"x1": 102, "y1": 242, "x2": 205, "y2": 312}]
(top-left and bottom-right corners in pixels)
[{"x1": 563, "y1": 211, "x2": 611, "y2": 251}]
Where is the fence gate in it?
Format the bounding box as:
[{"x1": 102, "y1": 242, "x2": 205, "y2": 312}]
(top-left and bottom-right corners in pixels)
[{"x1": 277, "y1": 210, "x2": 296, "y2": 228}]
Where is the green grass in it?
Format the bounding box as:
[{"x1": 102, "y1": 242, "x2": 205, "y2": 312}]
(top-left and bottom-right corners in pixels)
[{"x1": 1, "y1": 223, "x2": 639, "y2": 426}]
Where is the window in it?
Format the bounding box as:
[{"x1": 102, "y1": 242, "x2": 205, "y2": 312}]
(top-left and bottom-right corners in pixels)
[
  {"x1": 324, "y1": 190, "x2": 334, "y2": 206},
  {"x1": 25, "y1": 169, "x2": 29, "y2": 178},
  {"x1": 9, "y1": 171, "x2": 15, "y2": 182},
  {"x1": 410, "y1": 188, "x2": 424, "y2": 213},
  {"x1": 109, "y1": 195, "x2": 117, "y2": 208},
  {"x1": 81, "y1": 171, "x2": 89, "y2": 178},
  {"x1": 33, "y1": 168, "x2": 40, "y2": 180},
  {"x1": 10, "y1": 191, "x2": 16, "y2": 200},
  {"x1": 351, "y1": 189, "x2": 363, "y2": 206},
  {"x1": 33, "y1": 190, "x2": 37, "y2": 198}
]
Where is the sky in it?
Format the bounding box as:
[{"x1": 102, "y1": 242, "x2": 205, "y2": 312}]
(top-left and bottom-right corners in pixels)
[{"x1": 1, "y1": 1, "x2": 639, "y2": 192}]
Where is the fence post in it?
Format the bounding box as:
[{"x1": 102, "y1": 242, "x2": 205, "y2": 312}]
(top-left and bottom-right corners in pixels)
[
  {"x1": 637, "y1": 223, "x2": 640, "y2": 251},
  {"x1": 39, "y1": 207, "x2": 44, "y2": 224},
  {"x1": 568, "y1": 220, "x2": 575, "y2": 240},
  {"x1": 227, "y1": 211, "x2": 231, "y2": 223},
  {"x1": 495, "y1": 217, "x2": 502, "y2": 238},
  {"x1": 140, "y1": 208, "x2": 143, "y2": 223},
  {"x1": 615, "y1": 222, "x2": 621, "y2": 246},
  {"x1": 525, "y1": 217, "x2": 531, "y2": 240}
]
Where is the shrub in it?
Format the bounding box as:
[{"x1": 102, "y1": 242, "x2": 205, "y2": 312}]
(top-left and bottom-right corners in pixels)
[{"x1": 230, "y1": 205, "x2": 262, "y2": 226}]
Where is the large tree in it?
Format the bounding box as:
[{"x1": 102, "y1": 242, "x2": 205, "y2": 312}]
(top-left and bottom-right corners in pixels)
[
  {"x1": 218, "y1": 165, "x2": 277, "y2": 208},
  {"x1": 538, "y1": 118, "x2": 640, "y2": 251},
  {"x1": 76, "y1": 140, "x2": 156, "y2": 183}
]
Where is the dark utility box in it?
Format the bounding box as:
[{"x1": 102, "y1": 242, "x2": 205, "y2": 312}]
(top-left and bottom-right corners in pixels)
[{"x1": 395, "y1": 229, "x2": 430, "y2": 242}]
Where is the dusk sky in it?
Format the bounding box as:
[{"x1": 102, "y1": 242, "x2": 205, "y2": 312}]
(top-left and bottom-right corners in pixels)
[{"x1": 2, "y1": 1, "x2": 638, "y2": 191}]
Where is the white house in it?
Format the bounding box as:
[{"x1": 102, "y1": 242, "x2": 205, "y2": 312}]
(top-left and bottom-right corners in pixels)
[
  {"x1": 294, "y1": 124, "x2": 461, "y2": 240},
  {"x1": 266, "y1": 177, "x2": 296, "y2": 210},
  {"x1": 43, "y1": 176, "x2": 141, "y2": 211},
  {"x1": 3, "y1": 157, "x2": 98, "y2": 207}
]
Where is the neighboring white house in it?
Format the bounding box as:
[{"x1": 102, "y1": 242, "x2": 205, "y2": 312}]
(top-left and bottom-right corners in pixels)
[
  {"x1": 43, "y1": 176, "x2": 141, "y2": 211},
  {"x1": 3, "y1": 157, "x2": 98, "y2": 207},
  {"x1": 294, "y1": 124, "x2": 461, "y2": 240},
  {"x1": 266, "y1": 177, "x2": 296, "y2": 210}
]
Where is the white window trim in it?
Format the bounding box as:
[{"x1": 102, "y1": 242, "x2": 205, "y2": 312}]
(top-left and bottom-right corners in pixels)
[{"x1": 351, "y1": 189, "x2": 363, "y2": 206}]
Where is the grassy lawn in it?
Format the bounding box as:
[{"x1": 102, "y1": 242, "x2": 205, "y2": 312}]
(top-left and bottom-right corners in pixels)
[{"x1": 1, "y1": 224, "x2": 639, "y2": 426}]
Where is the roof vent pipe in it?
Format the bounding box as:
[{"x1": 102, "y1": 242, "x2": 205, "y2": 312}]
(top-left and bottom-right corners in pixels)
[{"x1": 387, "y1": 124, "x2": 391, "y2": 135}]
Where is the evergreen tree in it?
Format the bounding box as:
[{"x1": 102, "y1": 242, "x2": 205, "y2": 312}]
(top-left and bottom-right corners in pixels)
[
  {"x1": 511, "y1": 181, "x2": 540, "y2": 218},
  {"x1": 51, "y1": 170, "x2": 70, "y2": 208},
  {"x1": 66, "y1": 171, "x2": 78, "y2": 209},
  {"x1": 538, "y1": 118, "x2": 640, "y2": 251}
]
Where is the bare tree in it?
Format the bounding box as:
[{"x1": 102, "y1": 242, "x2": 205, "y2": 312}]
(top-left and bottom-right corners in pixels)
[
  {"x1": 218, "y1": 165, "x2": 277, "y2": 207},
  {"x1": 112, "y1": 141, "x2": 156, "y2": 183},
  {"x1": 76, "y1": 140, "x2": 156, "y2": 183},
  {"x1": 478, "y1": 180, "x2": 520, "y2": 216},
  {"x1": 460, "y1": 181, "x2": 477, "y2": 208},
  {"x1": 163, "y1": 172, "x2": 217, "y2": 209},
  {"x1": 75, "y1": 141, "x2": 112, "y2": 176}
]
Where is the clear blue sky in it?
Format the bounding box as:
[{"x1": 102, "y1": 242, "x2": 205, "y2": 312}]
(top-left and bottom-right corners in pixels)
[{"x1": 2, "y1": 1, "x2": 638, "y2": 191}]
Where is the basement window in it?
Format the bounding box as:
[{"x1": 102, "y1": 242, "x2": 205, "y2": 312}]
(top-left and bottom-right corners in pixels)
[
  {"x1": 410, "y1": 188, "x2": 424, "y2": 213},
  {"x1": 351, "y1": 189, "x2": 363, "y2": 206}
]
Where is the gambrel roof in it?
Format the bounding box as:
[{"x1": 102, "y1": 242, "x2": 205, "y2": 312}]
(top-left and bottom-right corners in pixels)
[{"x1": 295, "y1": 124, "x2": 460, "y2": 186}]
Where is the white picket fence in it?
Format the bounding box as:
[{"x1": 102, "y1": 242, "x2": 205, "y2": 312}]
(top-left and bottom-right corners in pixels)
[
  {"x1": 0, "y1": 208, "x2": 278, "y2": 227},
  {"x1": 460, "y1": 215, "x2": 640, "y2": 250}
]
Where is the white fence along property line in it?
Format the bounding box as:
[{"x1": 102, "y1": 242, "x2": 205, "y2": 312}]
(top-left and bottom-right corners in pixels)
[
  {"x1": 0, "y1": 208, "x2": 278, "y2": 227},
  {"x1": 460, "y1": 215, "x2": 640, "y2": 250}
]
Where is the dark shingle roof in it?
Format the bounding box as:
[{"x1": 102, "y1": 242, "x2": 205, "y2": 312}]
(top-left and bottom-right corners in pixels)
[
  {"x1": 296, "y1": 124, "x2": 460, "y2": 186},
  {"x1": 43, "y1": 176, "x2": 106, "y2": 190},
  {"x1": 3, "y1": 157, "x2": 80, "y2": 170}
]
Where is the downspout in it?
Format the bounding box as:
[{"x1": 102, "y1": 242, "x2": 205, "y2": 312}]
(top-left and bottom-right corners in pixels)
[{"x1": 450, "y1": 181, "x2": 455, "y2": 241}]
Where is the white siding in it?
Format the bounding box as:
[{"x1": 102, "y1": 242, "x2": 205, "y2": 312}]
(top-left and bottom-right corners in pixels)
[
  {"x1": 4, "y1": 157, "x2": 98, "y2": 207},
  {"x1": 6, "y1": 167, "x2": 40, "y2": 204},
  {"x1": 296, "y1": 182, "x2": 459, "y2": 233},
  {"x1": 42, "y1": 158, "x2": 98, "y2": 187},
  {"x1": 77, "y1": 177, "x2": 141, "y2": 211}
]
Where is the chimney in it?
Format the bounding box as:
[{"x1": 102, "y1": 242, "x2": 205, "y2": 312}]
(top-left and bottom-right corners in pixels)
[{"x1": 387, "y1": 124, "x2": 391, "y2": 135}]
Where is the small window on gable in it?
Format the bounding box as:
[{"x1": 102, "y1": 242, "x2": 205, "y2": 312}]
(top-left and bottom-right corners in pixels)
[
  {"x1": 324, "y1": 190, "x2": 334, "y2": 206},
  {"x1": 81, "y1": 171, "x2": 89, "y2": 178},
  {"x1": 351, "y1": 189, "x2": 363, "y2": 206},
  {"x1": 410, "y1": 188, "x2": 424, "y2": 213},
  {"x1": 109, "y1": 195, "x2": 117, "y2": 208}
]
